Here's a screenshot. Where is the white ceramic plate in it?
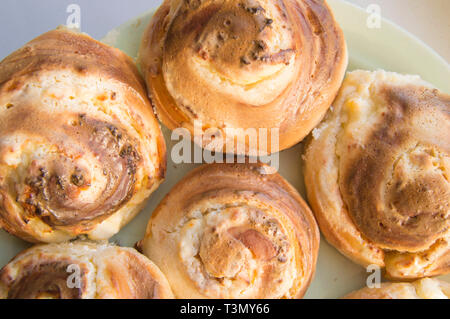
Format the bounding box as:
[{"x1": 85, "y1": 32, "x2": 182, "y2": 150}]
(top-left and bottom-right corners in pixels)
[{"x1": 1, "y1": 0, "x2": 449, "y2": 298}]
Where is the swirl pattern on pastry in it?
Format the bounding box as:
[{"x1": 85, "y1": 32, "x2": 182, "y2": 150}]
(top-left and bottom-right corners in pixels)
[
  {"x1": 139, "y1": 0, "x2": 347, "y2": 155},
  {"x1": 0, "y1": 28, "x2": 166, "y2": 243},
  {"x1": 344, "y1": 278, "x2": 450, "y2": 299},
  {"x1": 0, "y1": 241, "x2": 173, "y2": 299},
  {"x1": 140, "y1": 162, "x2": 319, "y2": 298},
  {"x1": 304, "y1": 70, "x2": 450, "y2": 279}
]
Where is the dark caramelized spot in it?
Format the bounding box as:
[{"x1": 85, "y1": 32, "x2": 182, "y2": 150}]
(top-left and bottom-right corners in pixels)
[
  {"x1": 75, "y1": 65, "x2": 87, "y2": 73},
  {"x1": 254, "y1": 39, "x2": 267, "y2": 51},
  {"x1": 70, "y1": 171, "x2": 84, "y2": 187},
  {"x1": 239, "y1": 2, "x2": 265, "y2": 14},
  {"x1": 240, "y1": 56, "x2": 251, "y2": 65},
  {"x1": 120, "y1": 144, "x2": 133, "y2": 158}
]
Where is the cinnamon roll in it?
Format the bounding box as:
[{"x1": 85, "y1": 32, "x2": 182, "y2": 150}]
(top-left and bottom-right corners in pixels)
[
  {"x1": 138, "y1": 0, "x2": 347, "y2": 155},
  {"x1": 139, "y1": 162, "x2": 320, "y2": 298},
  {"x1": 344, "y1": 278, "x2": 450, "y2": 299},
  {"x1": 0, "y1": 28, "x2": 166, "y2": 243},
  {"x1": 0, "y1": 241, "x2": 174, "y2": 299},
  {"x1": 304, "y1": 70, "x2": 450, "y2": 279}
]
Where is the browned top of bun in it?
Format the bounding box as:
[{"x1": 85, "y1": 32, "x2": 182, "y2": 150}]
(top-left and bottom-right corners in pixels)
[
  {"x1": 142, "y1": 162, "x2": 319, "y2": 298},
  {"x1": 0, "y1": 242, "x2": 174, "y2": 299},
  {"x1": 0, "y1": 28, "x2": 166, "y2": 243},
  {"x1": 139, "y1": 0, "x2": 347, "y2": 154},
  {"x1": 0, "y1": 28, "x2": 148, "y2": 100},
  {"x1": 304, "y1": 70, "x2": 450, "y2": 279},
  {"x1": 341, "y1": 84, "x2": 449, "y2": 252}
]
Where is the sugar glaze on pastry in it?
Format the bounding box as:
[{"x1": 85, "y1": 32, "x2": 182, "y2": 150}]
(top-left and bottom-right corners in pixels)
[
  {"x1": 304, "y1": 70, "x2": 450, "y2": 279},
  {"x1": 140, "y1": 163, "x2": 320, "y2": 298}
]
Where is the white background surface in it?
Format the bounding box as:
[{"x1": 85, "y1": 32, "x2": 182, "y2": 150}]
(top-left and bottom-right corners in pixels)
[{"x1": 0, "y1": 0, "x2": 449, "y2": 63}]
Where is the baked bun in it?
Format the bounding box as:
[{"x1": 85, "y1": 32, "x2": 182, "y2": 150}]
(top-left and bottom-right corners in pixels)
[
  {"x1": 138, "y1": 0, "x2": 347, "y2": 155},
  {"x1": 344, "y1": 278, "x2": 450, "y2": 299},
  {"x1": 140, "y1": 162, "x2": 319, "y2": 298},
  {"x1": 304, "y1": 70, "x2": 450, "y2": 279},
  {"x1": 0, "y1": 241, "x2": 173, "y2": 299},
  {"x1": 0, "y1": 28, "x2": 166, "y2": 243}
]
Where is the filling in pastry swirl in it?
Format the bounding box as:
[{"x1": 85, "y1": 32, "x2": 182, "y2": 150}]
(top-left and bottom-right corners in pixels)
[
  {"x1": 178, "y1": 204, "x2": 297, "y2": 298},
  {"x1": 7, "y1": 114, "x2": 140, "y2": 228},
  {"x1": 0, "y1": 80, "x2": 147, "y2": 241}
]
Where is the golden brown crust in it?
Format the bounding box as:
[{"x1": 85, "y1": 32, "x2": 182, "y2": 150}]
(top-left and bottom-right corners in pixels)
[
  {"x1": 344, "y1": 278, "x2": 450, "y2": 299},
  {"x1": 304, "y1": 70, "x2": 450, "y2": 279},
  {"x1": 341, "y1": 85, "x2": 449, "y2": 252},
  {"x1": 0, "y1": 241, "x2": 174, "y2": 299},
  {"x1": 139, "y1": 0, "x2": 347, "y2": 155},
  {"x1": 0, "y1": 27, "x2": 148, "y2": 100},
  {"x1": 0, "y1": 28, "x2": 166, "y2": 243},
  {"x1": 141, "y1": 162, "x2": 320, "y2": 298}
]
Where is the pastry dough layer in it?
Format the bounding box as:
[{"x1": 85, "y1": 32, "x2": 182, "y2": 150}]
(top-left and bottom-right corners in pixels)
[
  {"x1": 139, "y1": 0, "x2": 347, "y2": 155},
  {"x1": 344, "y1": 278, "x2": 450, "y2": 299},
  {"x1": 304, "y1": 70, "x2": 450, "y2": 279},
  {"x1": 0, "y1": 28, "x2": 166, "y2": 243},
  {"x1": 0, "y1": 241, "x2": 173, "y2": 299},
  {"x1": 140, "y1": 162, "x2": 320, "y2": 298}
]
